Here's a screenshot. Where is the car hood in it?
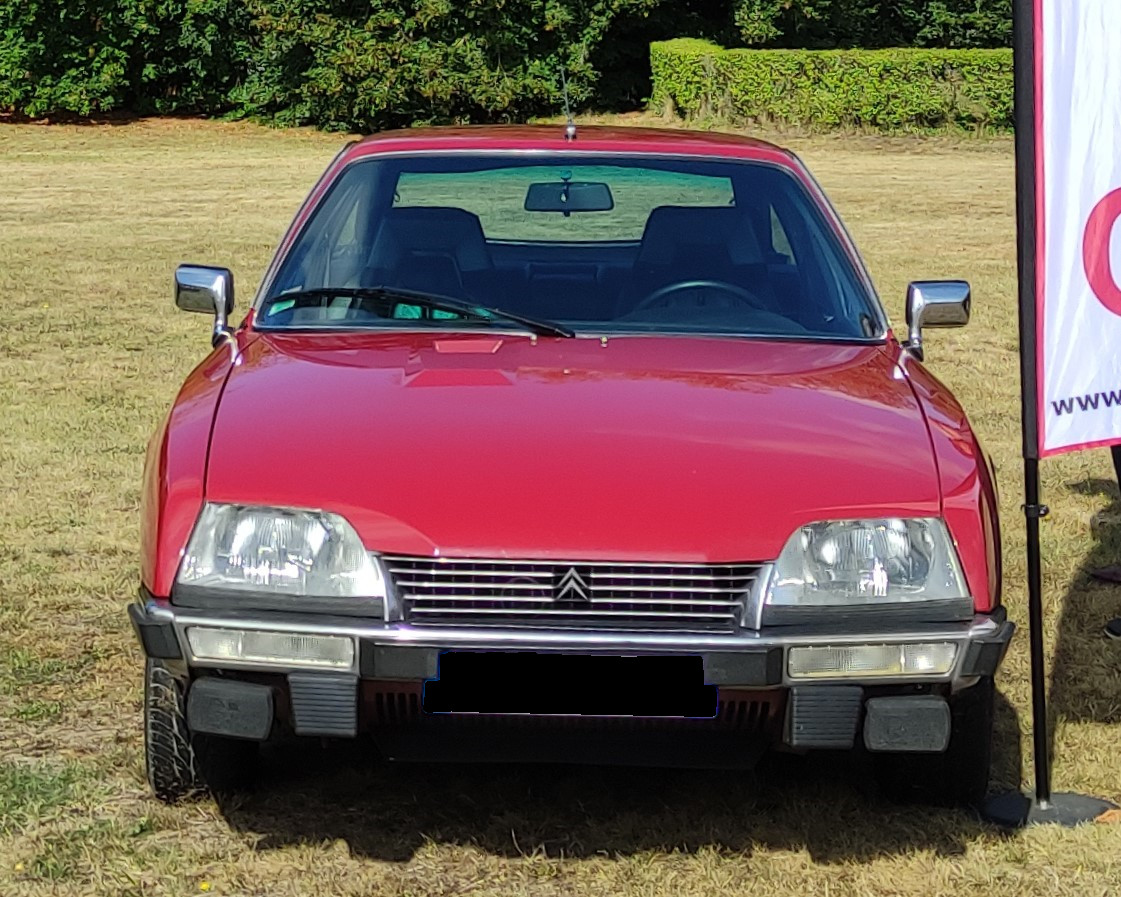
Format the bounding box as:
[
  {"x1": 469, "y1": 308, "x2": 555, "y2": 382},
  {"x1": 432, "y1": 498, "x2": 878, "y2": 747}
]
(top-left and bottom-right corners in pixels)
[{"x1": 205, "y1": 331, "x2": 939, "y2": 563}]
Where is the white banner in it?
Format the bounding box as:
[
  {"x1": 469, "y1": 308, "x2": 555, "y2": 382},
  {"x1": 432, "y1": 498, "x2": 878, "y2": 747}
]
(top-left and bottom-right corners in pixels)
[{"x1": 1038, "y1": 0, "x2": 1121, "y2": 455}]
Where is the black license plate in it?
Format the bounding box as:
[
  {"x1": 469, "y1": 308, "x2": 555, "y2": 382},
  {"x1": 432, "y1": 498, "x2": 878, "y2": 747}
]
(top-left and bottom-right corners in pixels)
[{"x1": 423, "y1": 652, "x2": 717, "y2": 718}]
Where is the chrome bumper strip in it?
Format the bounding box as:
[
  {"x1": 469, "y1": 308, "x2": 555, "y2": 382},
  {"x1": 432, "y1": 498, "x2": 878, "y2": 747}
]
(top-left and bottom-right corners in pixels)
[{"x1": 139, "y1": 599, "x2": 1010, "y2": 688}]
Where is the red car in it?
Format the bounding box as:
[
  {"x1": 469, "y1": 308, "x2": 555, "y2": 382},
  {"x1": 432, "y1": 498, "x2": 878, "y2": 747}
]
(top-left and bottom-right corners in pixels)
[{"x1": 130, "y1": 125, "x2": 1011, "y2": 807}]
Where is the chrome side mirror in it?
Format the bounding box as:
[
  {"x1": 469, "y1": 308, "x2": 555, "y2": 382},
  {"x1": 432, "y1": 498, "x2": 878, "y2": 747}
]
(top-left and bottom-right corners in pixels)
[
  {"x1": 175, "y1": 265, "x2": 235, "y2": 347},
  {"x1": 904, "y1": 280, "x2": 971, "y2": 361}
]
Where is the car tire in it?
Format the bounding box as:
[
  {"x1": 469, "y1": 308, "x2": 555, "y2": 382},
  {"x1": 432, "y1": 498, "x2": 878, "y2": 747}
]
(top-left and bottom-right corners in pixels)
[
  {"x1": 873, "y1": 678, "x2": 994, "y2": 808},
  {"x1": 144, "y1": 660, "x2": 258, "y2": 803}
]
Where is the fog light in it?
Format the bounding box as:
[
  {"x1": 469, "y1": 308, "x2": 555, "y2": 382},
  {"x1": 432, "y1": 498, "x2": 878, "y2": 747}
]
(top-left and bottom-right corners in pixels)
[
  {"x1": 186, "y1": 627, "x2": 355, "y2": 670},
  {"x1": 787, "y1": 642, "x2": 957, "y2": 680}
]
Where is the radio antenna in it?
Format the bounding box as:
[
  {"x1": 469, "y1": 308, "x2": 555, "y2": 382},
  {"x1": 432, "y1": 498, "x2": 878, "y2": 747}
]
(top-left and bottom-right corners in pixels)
[{"x1": 561, "y1": 67, "x2": 576, "y2": 141}]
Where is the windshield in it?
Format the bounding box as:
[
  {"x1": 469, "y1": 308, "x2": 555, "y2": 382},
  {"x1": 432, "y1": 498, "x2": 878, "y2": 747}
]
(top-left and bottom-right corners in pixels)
[{"x1": 261, "y1": 154, "x2": 882, "y2": 340}]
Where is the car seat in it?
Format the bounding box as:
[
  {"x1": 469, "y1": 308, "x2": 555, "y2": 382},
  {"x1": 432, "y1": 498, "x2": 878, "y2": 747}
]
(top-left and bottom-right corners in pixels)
[
  {"x1": 364, "y1": 206, "x2": 496, "y2": 301},
  {"x1": 624, "y1": 206, "x2": 778, "y2": 312}
]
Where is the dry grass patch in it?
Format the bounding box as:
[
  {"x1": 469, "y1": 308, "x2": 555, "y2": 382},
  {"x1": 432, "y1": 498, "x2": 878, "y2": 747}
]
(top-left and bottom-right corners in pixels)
[{"x1": 2, "y1": 117, "x2": 1121, "y2": 895}]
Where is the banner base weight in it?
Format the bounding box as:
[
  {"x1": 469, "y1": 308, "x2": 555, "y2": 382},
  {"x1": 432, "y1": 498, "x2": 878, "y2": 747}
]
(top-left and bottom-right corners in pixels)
[{"x1": 981, "y1": 791, "x2": 1117, "y2": 829}]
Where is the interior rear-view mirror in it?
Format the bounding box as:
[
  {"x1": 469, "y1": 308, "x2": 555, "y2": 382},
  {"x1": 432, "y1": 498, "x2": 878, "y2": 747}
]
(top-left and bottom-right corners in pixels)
[{"x1": 525, "y1": 181, "x2": 614, "y2": 216}]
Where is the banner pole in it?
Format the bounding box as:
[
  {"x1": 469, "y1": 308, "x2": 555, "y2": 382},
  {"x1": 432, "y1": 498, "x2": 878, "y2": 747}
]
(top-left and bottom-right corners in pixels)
[
  {"x1": 1023, "y1": 458, "x2": 1051, "y2": 805},
  {"x1": 1009, "y1": 0, "x2": 1049, "y2": 804},
  {"x1": 981, "y1": 0, "x2": 1116, "y2": 827}
]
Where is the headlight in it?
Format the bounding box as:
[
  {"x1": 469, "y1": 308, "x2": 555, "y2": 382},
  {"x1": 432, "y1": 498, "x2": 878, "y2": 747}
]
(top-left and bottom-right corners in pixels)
[
  {"x1": 764, "y1": 518, "x2": 967, "y2": 607},
  {"x1": 177, "y1": 504, "x2": 385, "y2": 598}
]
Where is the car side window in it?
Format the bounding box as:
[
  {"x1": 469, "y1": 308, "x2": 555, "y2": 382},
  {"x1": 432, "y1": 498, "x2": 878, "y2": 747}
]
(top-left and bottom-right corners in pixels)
[
  {"x1": 768, "y1": 185, "x2": 865, "y2": 332},
  {"x1": 270, "y1": 166, "x2": 380, "y2": 303},
  {"x1": 770, "y1": 207, "x2": 795, "y2": 264}
]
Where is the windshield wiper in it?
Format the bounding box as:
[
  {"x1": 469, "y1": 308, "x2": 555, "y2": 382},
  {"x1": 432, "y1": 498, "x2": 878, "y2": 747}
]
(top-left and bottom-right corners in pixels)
[{"x1": 266, "y1": 286, "x2": 575, "y2": 339}]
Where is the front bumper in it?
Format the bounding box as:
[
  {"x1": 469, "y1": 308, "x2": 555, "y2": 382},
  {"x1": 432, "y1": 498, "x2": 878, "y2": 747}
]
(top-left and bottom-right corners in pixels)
[
  {"x1": 129, "y1": 596, "x2": 1014, "y2": 690},
  {"x1": 131, "y1": 596, "x2": 1013, "y2": 757}
]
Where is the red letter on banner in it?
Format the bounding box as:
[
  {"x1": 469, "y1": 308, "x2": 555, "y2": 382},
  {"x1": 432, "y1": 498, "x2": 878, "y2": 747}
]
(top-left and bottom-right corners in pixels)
[{"x1": 1084, "y1": 188, "x2": 1121, "y2": 315}]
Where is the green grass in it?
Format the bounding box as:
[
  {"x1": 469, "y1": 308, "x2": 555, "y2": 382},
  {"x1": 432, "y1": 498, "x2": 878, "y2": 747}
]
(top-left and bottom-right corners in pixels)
[
  {"x1": 2, "y1": 115, "x2": 1121, "y2": 895},
  {"x1": 0, "y1": 762, "x2": 83, "y2": 835},
  {"x1": 0, "y1": 649, "x2": 72, "y2": 691},
  {"x1": 13, "y1": 699, "x2": 64, "y2": 724}
]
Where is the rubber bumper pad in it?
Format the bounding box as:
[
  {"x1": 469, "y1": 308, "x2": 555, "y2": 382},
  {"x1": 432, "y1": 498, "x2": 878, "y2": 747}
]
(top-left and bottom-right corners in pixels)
[
  {"x1": 288, "y1": 673, "x2": 358, "y2": 737},
  {"x1": 863, "y1": 695, "x2": 951, "y2": 753},
  {"x1": 787, "y1": 686, "x2": 863, "y2": 749},
  {"x1": 186, "y1": 678, "x2": 273, "y2": 741}
]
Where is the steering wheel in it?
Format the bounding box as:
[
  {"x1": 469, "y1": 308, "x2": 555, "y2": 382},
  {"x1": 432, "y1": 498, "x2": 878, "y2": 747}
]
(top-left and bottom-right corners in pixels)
[{"x1": 632, "y1": 279, "x2": 766, "y2": 313}]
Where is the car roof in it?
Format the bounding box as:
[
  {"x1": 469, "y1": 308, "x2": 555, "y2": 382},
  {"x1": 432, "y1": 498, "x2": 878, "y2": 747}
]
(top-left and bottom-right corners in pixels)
[{"x1": 341, "y1": 124, "x2": 799, "y2": 167}]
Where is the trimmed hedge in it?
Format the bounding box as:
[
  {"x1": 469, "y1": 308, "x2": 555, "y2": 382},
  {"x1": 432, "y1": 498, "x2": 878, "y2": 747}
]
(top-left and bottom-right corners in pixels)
[{"x1": 651, "y1": 38, "x2": 1013, "y2": 131}]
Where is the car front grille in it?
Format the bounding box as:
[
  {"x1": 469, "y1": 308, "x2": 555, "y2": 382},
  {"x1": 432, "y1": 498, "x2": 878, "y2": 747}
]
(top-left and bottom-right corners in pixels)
[
  {"x1": 368, "y1": 685, "x2": 777, "y2": 733},
  {"x1": 383, "y1": 556, "x2": 762, "y2": 633}
]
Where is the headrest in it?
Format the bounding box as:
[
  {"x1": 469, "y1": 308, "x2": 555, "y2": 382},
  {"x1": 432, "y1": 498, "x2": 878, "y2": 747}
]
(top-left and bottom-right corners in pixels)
[
  {"x1": 637, "y1": 206, "x2": 763, "y2": 267},
  {"x1": 369, "y1": 206, "x2": 491, "y2": 273}
]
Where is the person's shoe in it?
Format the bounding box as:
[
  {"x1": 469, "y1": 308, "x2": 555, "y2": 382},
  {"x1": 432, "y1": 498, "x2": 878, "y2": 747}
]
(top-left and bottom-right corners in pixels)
[
  {"x1": 1089, "y1": 565, "x2": 1121, "y2": 584},
  {"x1": 1105, "y1": 618, "x2": 1121, "y2": 640}
]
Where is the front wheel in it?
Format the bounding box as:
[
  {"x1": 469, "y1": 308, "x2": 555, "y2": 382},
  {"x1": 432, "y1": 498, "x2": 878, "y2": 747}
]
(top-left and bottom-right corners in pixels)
[
  {"x1": 144, "y1": 660, "x2": 258, "y2": 803},
  {"x1": 873, "y1": 678, "x2": 994, "y2": 807}
]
